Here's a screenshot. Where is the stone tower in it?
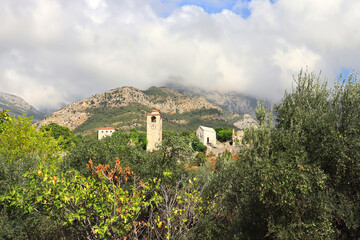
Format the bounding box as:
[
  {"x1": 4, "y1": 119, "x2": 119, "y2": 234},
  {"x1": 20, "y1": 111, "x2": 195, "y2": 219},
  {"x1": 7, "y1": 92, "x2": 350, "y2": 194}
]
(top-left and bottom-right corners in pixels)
[{"x1": 146, "y1": 110, "x2": 162, "y2": 151}]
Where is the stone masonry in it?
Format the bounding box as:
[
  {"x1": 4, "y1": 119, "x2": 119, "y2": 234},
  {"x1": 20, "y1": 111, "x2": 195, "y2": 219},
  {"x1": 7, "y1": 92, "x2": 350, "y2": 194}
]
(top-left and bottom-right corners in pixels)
[{"x1": 146, "y1": 110, "x2": 162, "y2": 151}]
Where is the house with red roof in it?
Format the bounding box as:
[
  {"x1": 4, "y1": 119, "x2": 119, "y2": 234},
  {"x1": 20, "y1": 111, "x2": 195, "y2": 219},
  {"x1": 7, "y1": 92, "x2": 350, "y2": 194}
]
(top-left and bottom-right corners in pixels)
[{"x1": 98, "y1": 127, "x2": 115, "y2": 140}]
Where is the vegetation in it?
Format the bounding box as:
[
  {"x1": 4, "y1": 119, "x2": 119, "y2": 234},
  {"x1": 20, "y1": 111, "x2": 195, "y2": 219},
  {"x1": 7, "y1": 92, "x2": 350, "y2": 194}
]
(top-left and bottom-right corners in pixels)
[
  {"x1": 0, "y1": 109, "x2": 11, "y2": 133},
  {"x1": 1, "y1": 70, "x2": 360, "y2": 239},
  {"x1": 0, "y1": 115, "x2": 61, "y2": 164},
  {"x1": 162, "y1": 108, "x2": 236, "y2": 133},
  {"x1": 76, "y1": 103, "x2": 236, "y2": 136},
  {"x1": 40, "y1": 123, "x2": 82, "y2": 150},
  {"x1": 143, "y1": 86, "x2": 174, "y2": 98},
  {"x1": 214, "y1": 126, "x2": 232, "y2": 142},
  {"x1": 75, "y1": 104, "x2": 151, "y2": 133},
  {"x1": 193, "y1": 70, "x2": 360, "y2": 239}
]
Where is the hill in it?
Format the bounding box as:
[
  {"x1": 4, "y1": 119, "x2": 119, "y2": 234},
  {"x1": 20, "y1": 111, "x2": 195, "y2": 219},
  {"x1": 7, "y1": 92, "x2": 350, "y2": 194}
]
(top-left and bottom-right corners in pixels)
[
  {"x1": 36, "y1": 86, "x2": 242, "y2": 135},
  {"x1": 0, "y1": 92, "x2": 44, "y2": 122}
]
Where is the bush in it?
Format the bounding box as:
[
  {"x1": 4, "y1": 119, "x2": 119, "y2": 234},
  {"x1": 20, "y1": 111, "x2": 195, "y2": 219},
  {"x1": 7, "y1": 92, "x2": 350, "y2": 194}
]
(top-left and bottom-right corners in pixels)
[
  {"x1": 191, "y1": 135, "x2": 207, "y2": 152},
  {"x1": 214, "y1": 127, "x2": 232, "y2": 142}
]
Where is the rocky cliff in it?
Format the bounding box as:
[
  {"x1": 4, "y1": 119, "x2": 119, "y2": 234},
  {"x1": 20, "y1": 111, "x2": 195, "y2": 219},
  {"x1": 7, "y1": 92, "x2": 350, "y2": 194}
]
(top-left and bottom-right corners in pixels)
[{"x1": 0, "y1": 92, "x2": 44, "y2": 122}]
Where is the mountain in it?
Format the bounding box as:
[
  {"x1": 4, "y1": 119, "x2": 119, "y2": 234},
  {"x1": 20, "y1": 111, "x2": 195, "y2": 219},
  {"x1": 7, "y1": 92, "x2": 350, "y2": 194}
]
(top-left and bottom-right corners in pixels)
[
  {"x1": 164, "y1": 82, "x2": 259, "y2": 117},
  {"x1": 36, "y1": 86, "x2": 241, "y2": 135},
  {"x1": 0, "y1": 92, "x2": 44, "y2": 122}
]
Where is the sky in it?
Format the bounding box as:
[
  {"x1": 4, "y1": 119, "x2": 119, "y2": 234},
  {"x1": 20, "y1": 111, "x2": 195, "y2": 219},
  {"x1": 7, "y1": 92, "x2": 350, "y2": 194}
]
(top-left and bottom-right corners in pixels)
[{"x1": 1, "y1": 0, "x2": 360, "y2": 112}]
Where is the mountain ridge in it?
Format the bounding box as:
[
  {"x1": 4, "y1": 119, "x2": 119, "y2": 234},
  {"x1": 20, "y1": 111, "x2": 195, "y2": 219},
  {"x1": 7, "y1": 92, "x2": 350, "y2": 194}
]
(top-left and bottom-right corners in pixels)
[
  {"x1": 164, "y1": 82, "x2": 258, "y2": 117},
  {"x1": 0, "y1": 92, "x2": 44, "y2": 122},
  {"x1": 36, "y1": 86, "x2": 225, "y2": 133}
]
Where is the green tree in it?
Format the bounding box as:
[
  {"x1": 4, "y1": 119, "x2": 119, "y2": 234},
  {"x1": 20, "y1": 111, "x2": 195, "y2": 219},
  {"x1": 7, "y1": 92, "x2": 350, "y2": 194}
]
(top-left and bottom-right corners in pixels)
[
  {"x1": 63, "y1": 130, "x2": 194, "y2": 185},
  {"x1": 0, "y1": 115, "x2": 69, "y2": 239},
  {"x1": 40, "y1": 123, "x2": 82, "y2": 150},
  {"x1": 214, "y1": 127, "x2": 232, "y2": 142},
  {"x1": 196, "y1": 71, "x2": 360, "y2": 239},
  {"x1": 0, "y1": 115, "x2": 61, "y2": 164},
  {"x1": 0, "y1": 109, "x2": 12, "y2": 133},
  {"x1": 198, "y1": 103, "x2": 334, "y2": 239},
  {"x1": 191, "y1": 134, "x2": 207, "y2": 152},
  {"x1": 274, "y1": 71, "x2": 360, "y2": 238},
  {"x1": 2, "y1": 159, "x2": 207, "y2": 239},
  {"x1": 2, "y1": 159, "x2": 163, "y2": 239}
]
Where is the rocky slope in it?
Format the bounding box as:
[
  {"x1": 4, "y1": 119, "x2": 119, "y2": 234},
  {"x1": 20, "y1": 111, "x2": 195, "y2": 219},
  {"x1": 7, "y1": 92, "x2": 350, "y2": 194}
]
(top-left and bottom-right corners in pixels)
[
  {"x1": 36, "y1": 86, "x2": 223, "y2": 131},
  {"x1": 164, "y1": 82, "x2": 259, "y2": 117},
  {"x1": 0, "y1": 92, "x2": 44, "y2": 122},
  {"x1": 233, "y1": 114, "x2": 258, "y2": 130}
]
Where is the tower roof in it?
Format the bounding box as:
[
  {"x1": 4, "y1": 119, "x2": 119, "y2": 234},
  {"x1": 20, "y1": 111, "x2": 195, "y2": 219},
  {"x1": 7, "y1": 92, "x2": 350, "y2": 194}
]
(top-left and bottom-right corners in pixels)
[
  {"x1": 147, "y1": 109, "x2": 161, "y2": 116},
  {"x1": 98, "y1": 127, "x2": 115, "y2": 130}
]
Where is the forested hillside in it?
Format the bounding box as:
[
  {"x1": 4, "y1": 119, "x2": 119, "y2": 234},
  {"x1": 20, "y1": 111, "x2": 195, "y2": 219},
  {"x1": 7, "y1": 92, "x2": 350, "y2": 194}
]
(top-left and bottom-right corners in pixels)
[{"x1": 1, "y1": 71, "x2": 360, "y2": 239}]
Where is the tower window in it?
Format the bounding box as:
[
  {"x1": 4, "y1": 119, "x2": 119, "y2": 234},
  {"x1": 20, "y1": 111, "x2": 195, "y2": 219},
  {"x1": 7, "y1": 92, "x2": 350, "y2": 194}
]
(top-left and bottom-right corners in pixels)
[{"x1": 151, "y1": 116, "x2": 156, "y2": 122}]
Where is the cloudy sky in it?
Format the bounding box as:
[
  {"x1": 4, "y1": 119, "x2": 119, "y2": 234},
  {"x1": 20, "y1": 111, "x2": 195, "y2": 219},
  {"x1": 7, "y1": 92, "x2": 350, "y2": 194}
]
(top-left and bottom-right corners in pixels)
[{"x1": 1, "y1": 0, "x2": 359, "y2": 112}]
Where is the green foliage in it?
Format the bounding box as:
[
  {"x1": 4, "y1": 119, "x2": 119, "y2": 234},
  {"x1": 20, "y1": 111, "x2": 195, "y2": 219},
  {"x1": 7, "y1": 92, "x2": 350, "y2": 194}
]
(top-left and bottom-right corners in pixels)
[
  {"x1": 144, "y1": 86, "x2": 172, "y2": 98},
  {"x1": 148, "y1": 176, "x2": 205, "y2": 239},
  {"x1": 147, "y1": 133, "x2": 194, "y2": 184},
  {"x1": 61, "y1": 131, "x2": 139, "y2": 176},
  {"x1": 40, "y1": 123, "x2": 82, "y2": 150},
  {"x1": 0, "y1": 109, "x2": 12, "y2": 133},
  {"x1": 129, "y1": 128, "x2": 147, "y2": 150},
  {"x1": 191, "y1": 134, "x2": 207, "y2": 152},
  {"x1": 0, "y1": 115, "x2": 61, "y2": 164},
  {"x1": 192, "y1": 152, "x2": 206, "y2": 166},
  {"x1": 197, "y1": 71, "x2": 360, "y2": 239},
  {"x1": 274, "y1": 70, "x2": 360, "y2": 238},
  {"x1": 214, "y1": 127, "x2": 232, "y2": 142},
  {"x1": 0, "y1": 115, "x2": 72, "y2": 239},
  {"x1": 63, "y1": 130, "x2": 194, "y2": 186},
  {"x1": 2, "y1": 160, "x2": 163, "y2": 239}
]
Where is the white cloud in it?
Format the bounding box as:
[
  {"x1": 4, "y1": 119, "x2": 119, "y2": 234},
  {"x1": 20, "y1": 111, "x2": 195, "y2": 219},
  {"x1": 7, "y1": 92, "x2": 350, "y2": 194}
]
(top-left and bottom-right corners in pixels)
[
  {"x1": 83, "y1": 0, "x2": 109, "y2": 24},
  {"x1": 2, "y1": 69, "x2": 68, "y2": 110},
  {"x1": 0, "y1": 0, "x2": 359, "y2": 111}
]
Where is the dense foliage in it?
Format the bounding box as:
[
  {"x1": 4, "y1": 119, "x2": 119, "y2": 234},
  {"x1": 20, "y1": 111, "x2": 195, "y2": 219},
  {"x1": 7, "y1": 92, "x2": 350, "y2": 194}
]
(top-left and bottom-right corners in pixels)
[
  {"x1": 214, "y1": 126, "x2": 233, "y2": 142},
  {"x1": 1, "y1": 70, "x2": 360, "y2": 239},
  {"x1": 0, "y1": 110, "x2": 12, "y2": 133},
  {"x1": 195, "y1": 71, "x2": 360, "y2": 239},
  {"x1": 40, "y1": 123, "x2": 82, "y2": 150}
]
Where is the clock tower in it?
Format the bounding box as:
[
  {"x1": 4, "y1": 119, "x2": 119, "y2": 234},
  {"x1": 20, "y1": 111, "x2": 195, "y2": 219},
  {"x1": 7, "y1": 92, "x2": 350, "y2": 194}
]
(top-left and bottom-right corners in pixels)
[{"x1": 146, "y1": 110, "x2": 162, "y2": 151}]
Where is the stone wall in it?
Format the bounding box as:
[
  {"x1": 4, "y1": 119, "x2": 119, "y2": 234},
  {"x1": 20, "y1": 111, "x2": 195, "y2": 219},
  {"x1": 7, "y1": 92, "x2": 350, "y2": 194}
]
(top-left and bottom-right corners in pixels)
[{"x1": 146, "y1": 110, "x2": 162, "y2": 151}]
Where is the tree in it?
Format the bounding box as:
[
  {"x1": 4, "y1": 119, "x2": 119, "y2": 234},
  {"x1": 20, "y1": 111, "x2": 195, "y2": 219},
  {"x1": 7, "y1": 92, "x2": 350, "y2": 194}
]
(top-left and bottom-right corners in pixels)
[
  {"x1": 0, "y1": 109, "x2": 11, "y2": 133},
  {"x1": 191, "y1": 134, "x2": 207, "y2": 152},
  {"x1": 0, "y1": 115, "x2": 61, "y2": 164},
  {"x1": 2, "y1": 158, "x2": 207, "y2": 239},
  {"x1": 0, "y1": 115, "x2": 68, "y2": 239},
  {"x1": 2, "y1": 159, "x2": 163, "y2": 239},
  {"x1": 197, "y1": 71, "x2": 360, "y2": 239},
  {"x1": 214, "y1": 127, "x2": 232, "y2": 142},
  {"x1": 40, "y1": 123, "x2": 82, "y2": 150},
  {"x1": 275, "y1": 70, "x2": 360, "y2": 238}
]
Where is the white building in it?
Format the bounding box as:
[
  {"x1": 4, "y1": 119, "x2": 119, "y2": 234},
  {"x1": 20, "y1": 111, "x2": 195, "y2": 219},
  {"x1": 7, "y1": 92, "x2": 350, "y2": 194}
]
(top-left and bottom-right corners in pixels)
[
  {"x1": 196, "y1": 126, "x2": 216, "y2": 146},
  {"x1": 98, "y1": 127, "x2": 115, "y2": 140}
]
